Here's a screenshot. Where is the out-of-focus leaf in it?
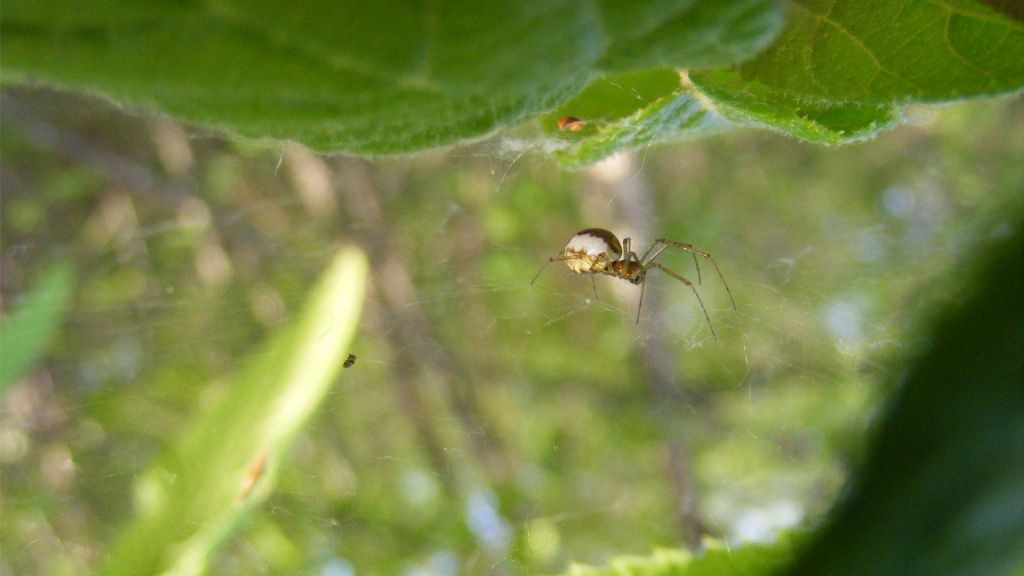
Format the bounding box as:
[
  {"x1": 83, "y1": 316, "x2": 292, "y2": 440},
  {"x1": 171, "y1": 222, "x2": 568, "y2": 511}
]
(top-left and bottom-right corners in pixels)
[
  {"x1": 738, "y1": 0, "x2": 1024, "y2": 103},
  {"x1": 101, "y1": 247, "x2": 367, "y2": 576},
  {"x1": 543, "y1": 69, "x2": 727, "y2": 170},
  {"x1": 784, "y1": 223, "x2": 1024, "y2": 576},
  {"x1": 554, "y1": 537, "x2": 799, "y2": 576},
  {"x1": 0, "y1": 1, "x2": 782, "y2": 156},
  {"x1": 0, "y1": 262, "x2": 74, "y2": 393},
  {"x1": 689, "y1": 69, "x2": 904, "y2": 143}
]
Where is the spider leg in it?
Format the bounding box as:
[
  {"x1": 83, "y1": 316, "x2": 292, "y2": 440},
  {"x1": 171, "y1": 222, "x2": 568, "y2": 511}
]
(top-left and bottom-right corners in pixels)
[
  {"x1": 641, "y1": 242, "x2": 701, "y2": 283},
  {"x1": 636, "y1": 276, "x2": 646, "y2": 324},
  {"x1": 530, "y1": 255, "x2": 570, "y2": 285},
  {"x1": 639, "y1": 241, "x2": 659, "y2": 264},
  {"x1": 590, "y1": 273, "x2": 599, "y2": 300},
  {"x1": 640, "y1": 242, "x2": 670, "y2": 266},
  {"x1": 652, "y1": 239, "x2": 735, "y2": 311},
  {"x1": 648, "y1": 263, "x2": 717, "y2": 341}
]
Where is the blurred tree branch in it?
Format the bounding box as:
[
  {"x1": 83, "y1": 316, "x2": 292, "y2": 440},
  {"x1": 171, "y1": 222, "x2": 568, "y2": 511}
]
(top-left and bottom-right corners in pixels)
[
  {"x1": 584, "y1": 152, "x2": 708, "y2": 548},
  {"x1": 2, "y1": 92, "x2": 186, "y2": 204}
]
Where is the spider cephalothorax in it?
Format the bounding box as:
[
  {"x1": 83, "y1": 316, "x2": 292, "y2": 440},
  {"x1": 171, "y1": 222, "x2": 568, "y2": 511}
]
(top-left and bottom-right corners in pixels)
[{"x1": 532, "y1": 228, "x2": 736, "y2": 337}]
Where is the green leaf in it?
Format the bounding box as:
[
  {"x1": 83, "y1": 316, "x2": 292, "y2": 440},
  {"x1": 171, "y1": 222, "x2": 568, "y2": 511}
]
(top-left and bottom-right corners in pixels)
[
  {"x1": 0, "y1": 1, "x2": 598, "y2": 154},
  {"x1": 597, "y1": 0, "x2": 784, "y2": 72},
  {"x1": 784, "y1": 223, "x2": 1024, "y2": 576},
  {"x1": 555, "y1": 537, "x2": 799, "y2": 576},
  {"x1": 0, "y1": 1, "x2": 781, "y2": 155},
  {"x1": 738, "y1": 0, "x2": 1024, "y2": 103},
  {"x1": 0, "y1": 262, "x2": 75, "y2": 393},
  {"x1": 5, "y1": 1, "x2": 1021, "y2": 160},
  {"x1": 542, "y1": 0, "x2": 1024, "y2": 161},
  {"x1": 101, "y1": 247, "x2": 367, "y2": 576},
  {"x1": 542, "y1": 69, "x2": 727, "y2": 170},
  {"x1": 689, "y1": 69, "x2": 904, "y2": 143},
  {"x1": 541, "y1": 68, "x2": 687, "y2": 140}
]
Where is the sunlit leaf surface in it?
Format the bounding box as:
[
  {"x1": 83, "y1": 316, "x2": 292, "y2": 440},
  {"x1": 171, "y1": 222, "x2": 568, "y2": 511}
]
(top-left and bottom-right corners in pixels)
[
  {"x1": 689, "y1": 69, "x2": 903, "y2": 144},
  {"x1": 542, "y1": 69, "x2": 727, "y2": 170}
]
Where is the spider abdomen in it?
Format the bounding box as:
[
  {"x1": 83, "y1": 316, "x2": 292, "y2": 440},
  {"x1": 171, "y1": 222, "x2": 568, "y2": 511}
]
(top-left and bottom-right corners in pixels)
[{"x1": 563, "y1": 228, "x2": 622, "y2": 274}]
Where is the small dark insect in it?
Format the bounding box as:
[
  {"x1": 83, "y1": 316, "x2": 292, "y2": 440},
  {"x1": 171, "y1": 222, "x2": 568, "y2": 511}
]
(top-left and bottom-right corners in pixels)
[
  {"x1": 558, "y1": 116, "x2": 586, "y2": 132},
  {"x1": 343, "y1": 354, "x2": 357, "y2": 368},
  {"x1": 531, "y1": 228, "x2": 736, "y2": 338}
]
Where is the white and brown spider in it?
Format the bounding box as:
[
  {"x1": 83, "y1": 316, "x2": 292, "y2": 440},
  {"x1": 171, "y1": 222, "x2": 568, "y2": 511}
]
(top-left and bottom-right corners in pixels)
[{"x1": 531, "y1": 228, "x2": 736, "y2": 337}]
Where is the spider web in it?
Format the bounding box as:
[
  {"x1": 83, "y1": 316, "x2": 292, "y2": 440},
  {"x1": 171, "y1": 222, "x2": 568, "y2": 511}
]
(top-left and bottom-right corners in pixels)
[{"x1": 2, "y1": 89, "x2": 1020, "y2": 576}]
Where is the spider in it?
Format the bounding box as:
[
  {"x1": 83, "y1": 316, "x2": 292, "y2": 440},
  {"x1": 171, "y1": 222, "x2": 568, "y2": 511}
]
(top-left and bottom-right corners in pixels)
[{"x1": 531, "y1": 228, "x2": 736, "y2": 337}]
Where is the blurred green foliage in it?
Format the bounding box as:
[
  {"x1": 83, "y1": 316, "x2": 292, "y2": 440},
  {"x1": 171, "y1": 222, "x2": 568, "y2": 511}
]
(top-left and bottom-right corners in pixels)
[
  {"x1": 0, "y1": 261, "x2": 74, "y2": 392},
  {"x1": 562, "y1": 207, "x2": 1024, "y2": 576},
  {"x1": 1, "y1": 87, "x2": 1022, "y2": 575},
  {"x1": 557, "y1": 536, "x2": 799, "y2": 576},
  {"x1": 783, "y1": 205, "x2": 1024, "y2": 576},
  {"x1": 103, "y1": 248, "x2": 366, "y2": 576}
]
